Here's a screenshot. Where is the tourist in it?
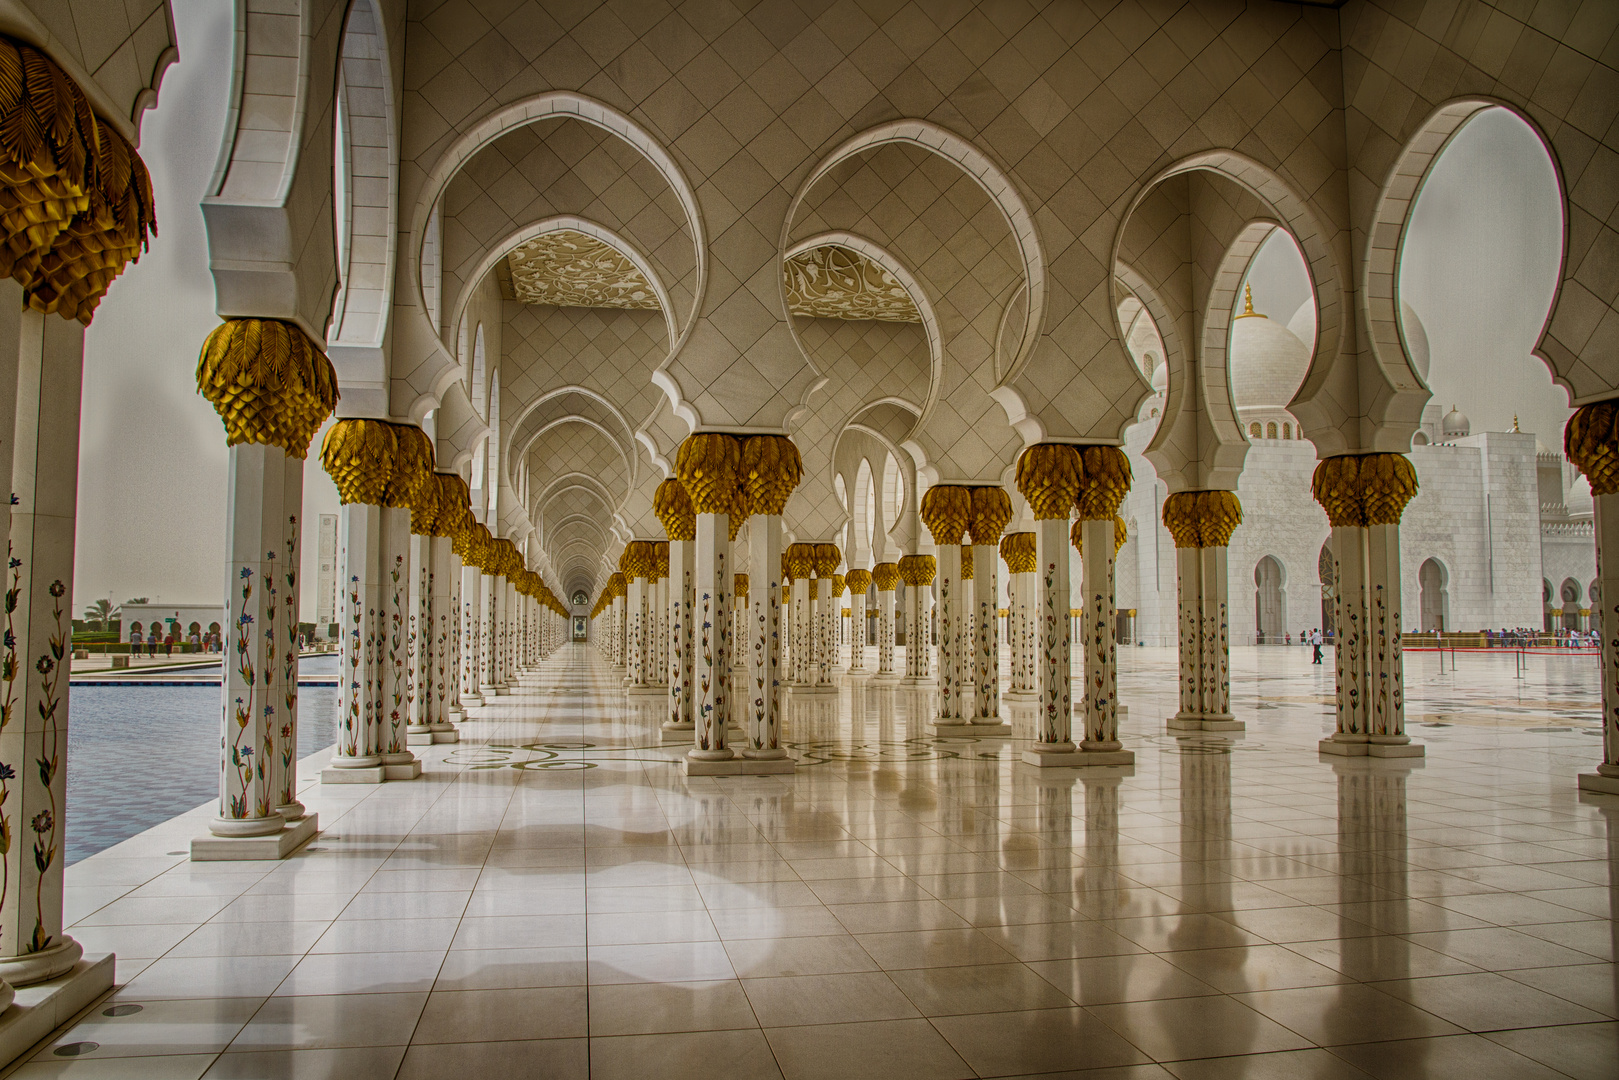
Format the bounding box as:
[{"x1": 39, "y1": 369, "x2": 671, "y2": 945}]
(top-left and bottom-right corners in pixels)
[{"x1": 1311, "y1": 628, "x2": 1323, "y2": 665}]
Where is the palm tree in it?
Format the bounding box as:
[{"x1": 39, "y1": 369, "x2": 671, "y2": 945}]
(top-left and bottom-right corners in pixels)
[{"x1": 82, "y1": 598, "x2": 119, "y2": 630}]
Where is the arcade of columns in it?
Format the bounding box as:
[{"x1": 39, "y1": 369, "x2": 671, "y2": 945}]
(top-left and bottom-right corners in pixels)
[{"x1": 0, "y1": 3, "x2": 1617, "y2": 1052}]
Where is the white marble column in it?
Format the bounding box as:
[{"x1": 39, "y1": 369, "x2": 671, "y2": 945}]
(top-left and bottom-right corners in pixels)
[
  {"x1": 1076, "y1": 517, "x2": 1131, "y2": 764},
  {"x1": 813, "y1": 574, "x2": 834, "y2": 688},
  {"x1": 689, "y1": 509, "x2": 733, "y2": 764},
  {"x1": 430, "y1": 536, "x2": 459, "y2": 739},
  {"x1": 970, "y1": 541, "x2": 1005, "y2": 728},
  {"x1": 931, "y1": 543, "x2": 966, "y2": 730},
  {"x1": 1324, "y1": 524, "x2": 1369, "y2": 753},
  {"x1": 790, "y1": 575, "x2": 812, "y2": 687},
  {"x1": 1365, "y1": 522, "x2": 1418, "y2": 756},
  {"x1": 664, "y1": 539, "x2": 694, "y2": 734},
  {"x1": 326, "y1": 502, "x2": 386, "y2": 783},
  {"x1": 626, "y1": 570, "x2": 649, "y2": 688},
  {"x1": 459, "y1": 557, "x2": 483, "y2": 707},
  {"x1": 847, "y1": 571, "x2": 869, "y2": 672},
  {"x1": 406, "y1": 531, "x2": 433, "y2": 744},
  {"x1": 1023, "y1": 516, "x2": 1076, "y2": 764},
  {"x1": 873, "y1": 564, "x2": 899, "y2": 680},
  {"x1": 0, "y1": 308, "x2": 85, "y2": 980},
  {"x1": 1002, "y1": 533, "x2": 1037, "y2": 701},
  {"x1": 378, "y1": 506, "x2": 421, "y2": 778},
  {"x1": 1581, "y1": 491, "x2": 1619, "y2": 793},
  {"x1": 745, "y1": 515, "x2": 789, "y2": 762}
]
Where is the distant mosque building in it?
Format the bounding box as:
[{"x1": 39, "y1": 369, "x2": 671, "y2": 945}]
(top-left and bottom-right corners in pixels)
[{"x1": 1113, "y1": 288, "x2": 1594, "y2": 645}]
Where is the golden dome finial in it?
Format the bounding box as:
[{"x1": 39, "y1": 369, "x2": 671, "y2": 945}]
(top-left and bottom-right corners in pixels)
[
  {"x1": 1513, "y1": 414, "x2": 1521, "y2": 432},
  {"x1": 1235, "y1": 282, "x2": 1263, "y2": 319}
]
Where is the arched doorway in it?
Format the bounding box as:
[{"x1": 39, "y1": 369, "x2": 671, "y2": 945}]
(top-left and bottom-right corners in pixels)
[
  {"x1": 1317, "y1": 542, "x2": 1335, "y2": 638},
  {"x1": 1254, "y1": 556, "x2": 1284, "y2": 643},
  {"x1": 1418, "y1": 558, "x2": 1447, "y2": 632},
  {"x1": 1561, "y1": 578, "x2": 1582, "y2": 631}
]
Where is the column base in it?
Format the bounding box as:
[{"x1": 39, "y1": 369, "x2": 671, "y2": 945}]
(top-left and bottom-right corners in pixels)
[
  {"x1": 430, "y1": 725, "x2": 460, "y2": 743},
  {"x1": 930, "y1": 720, "x2": 1012, "y2": 737},
  {"x1": 686, "y1": 754, "x2": 796, "y2": 776},
  {"x1": 0, "y1": 953, "x2": 114, "y2": 1073},
  {"x1": 626, "y1": 684, "x2": 665, "y2": 698},
  {"x1": 870, "y1": 673, "x2": 902, "y2": 684},
  {"x1": 1167, "y1": 714, "x2": 1245, "y2": 732},
  {"x1": 0, "y1": 938, "x2": 84, "y2": 988},
  {"x1": 1020, "y1": 747, "x2": 1135, "y2": 767},
  {"x1": 460, "y1": 692, "x2": 484, "y2": 707},
  {"x1": 276, "y1": 800, "x2": 306, "y2": 822},
  {"x1": 321, "y1": 764, "x2": 385, "y2": 784},
  {"x1": 896, "y1": 676, "x2": 933, "y2": 688},
  {"x1": 407, "y1": 730, "x2": 434, "y2": 746},
  {"x1": 383, "y1": 756, "x2": 424, "y2": 780},
  {"x1": 192, "y1": 814, "x2": 318, "y2": 861},
  {"x1": 493, "y1": 684, "x2": 513, "y2": 696},
  {"x1": 1003, "y1": 690, "x2": 1038, "y2": 703},
  {"x1": 787, "y1": 684, "x2": 838, "y2": 697},
  {"x1": 1318, "y1": 734, "x2": 1425, "y2": 758}
]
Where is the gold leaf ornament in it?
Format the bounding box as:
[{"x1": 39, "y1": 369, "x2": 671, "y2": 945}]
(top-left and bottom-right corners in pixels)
[
  {"x1": 845, "y1": 569, "x2": 872, "y2": 594},
  {"x1": 919, "y1": 485, "x2": 972, "y2": 545},
  {"x1": 675, "y1": 433, "x2": 742, "y2": 515},
  {"x1": 812, "y1": 543, "x2": 841, "y2": 578},
  {"x1": 785, "y1": 543, "x2": 815, "y2": 580},
  {"x1": 0, "y1": 37, "x2": 94, "y2": 287},
  {"x1": 200, "y1": 319, "x2": 340, "y2": 457},
  {"x1": 897, "y1": 554, "x2": 935, "y2": 587},
  {"x1": 381, "y1": 423, "x2": 435, "y2": 510},
  {"x1": 1015, "y1": 444, "x2": 1083, "y2": 520},
  {"x1": 832, "y1": 573, "x2": 845, "y2": 597},
  {"x1": 320, "y1": 418, "x2": 396, "y2": 505},
  {"x1": 734, "y1": 573, "x2": 748, "y2": 598},
  {"x1": 1076, "y1": 446, "x2": 1132, "y2": 520},
  {"x1": 740, "y1": 435, "x2": 802, "y2": 517},
  {"x1": 871, "y1": 563, "x2": 900, "y2": 591},
  {"x1": 968, "y1": 486, "x2": 1012, "y2": 544},
  {"x1": 959, "y1": 545, "x2": 974, "y2": 579},
  {"x1": 1566, "y1": 400, "x2": 1619, "y2": 497},
  {"x1": 1000, "y1": 532, "x2": 1036, "y2": 573},
  {"x1": 654, "y1": 477, "x2": 696, "y2": 541}
]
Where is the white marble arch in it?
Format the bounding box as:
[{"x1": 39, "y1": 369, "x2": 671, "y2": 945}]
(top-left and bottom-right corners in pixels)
[
  {"x1": 203, "y1": 0, "x2": 348, "y2": 342},
  {"x1": 1364, "y1": 98, "x2": 1571, "y2": 426},
  {"x1": 777, "y1": 232, "x2": 943, "y2": 435},
  {"x1": 782, "y1": 120, "x2": 1046, "y2": 393},
  {"x1": 399, "y1": 92, "x2": 705, "y2": 417},
  {"x1": 327, "y1": 0, "x2": 398, "y2": 352},
  {"x1": 506, "y1": 387, "x2": 640, "y2": 496},
  {"x1": 1112, "y1": 151, "x2": 1349, "y2": 459},
  {"x1": 445, "y1": 216, "x2": 678, "y2": 380}
]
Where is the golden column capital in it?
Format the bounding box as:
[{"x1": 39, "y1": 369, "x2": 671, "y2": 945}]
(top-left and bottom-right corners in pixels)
[
  {"x1": 675, "y1": 432, "x2": 742, "y2": 514},
  {"x1": 434, "y1": 473, "x2": 472, "y2": 539},
  {"x1": 409, "y1": 471, "x2": 441, "y2": 537},
  {"x1": 871, "y1": 563, "x2": 900, "y2": 592},
  {"x1": 786, "y1": 543, "x2": 816, "y2": 580},
  {"x1": 833, "y1": 573, "x2": 846, "y2": 597},
  {"x1": 1311, "y1": 453, "x2": 1416, "y2": 527},
  {"x1": 846, "y1": 569, "x2": 872, "y2": 594},
  {"x1": 1076, "y1": 445, "x2": 1132, "y2": 520},
  {"x1": 381, "y1": 422, "x2": 434, "y2": 510},
  {"x1": 1566, "y1": 400, "x2": 1619, "y2": 496},
  {"x1": 919, "y1": 485, "x2": 972, "y2": 545},
  {"x1": 740, "y1": 434, "x2": 802, "y2": 516},
  {"x1": 960, "y1": 544, "x2": 974, "y2": 579},
  {"x1": 1015, "y1": 444, "x2": 1083, "y2": 520},
  {"x1": 199, "y1": 318, "x2": 339, "y2": 458},
  {"x1": 728, "y1": 485, "x2": 750, "y2": 541},
  {"x1": 1071, "y1": 515, "x2": 1128, "y2": 554},
  {"x1": 654, "y1": 477, "x2": 696, "y2": 541},
  {"x1": 608, "y1": 572, "x2": 626, "y2": 597},
  {"x1": 781, "y1": 552, "x2": 791, "y2": 582},
  {"x1": 812, "y1": 543, "x2": 841, "y2": 578},
  {"x1": 1000, "y1": 531, "x2": 1036, "y2": 573},
  {"x1": 968, "y1": 485, "x2": 1012, "y2": 544},
  {"x1": 734, "y1": 573, "x2": 748, "y2": 598},
  {"x1": 897, "y1": 554, "x2": 935, "y2": 587},
  {"x1": 320, "y1": 418, "x2": 396, "y2": 505},
  {"x1": 654, "y1": 542, "x2": 670, "y2": 581},
  {"x1": 1162, "y1": 490, "x2": 1242, "y2": 548}
]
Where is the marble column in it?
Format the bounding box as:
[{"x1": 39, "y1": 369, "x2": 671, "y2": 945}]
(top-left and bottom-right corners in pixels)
[
  {"x1": 1014, "y1": 445, "x2": 1087, "y2": 767},
  {"x1": 968, "y1": 488, "x2": 1011, "y2": 730},
  {"x1": 481, "y1": 572, "x2": 501, "y2": 693},
  {"x1": 846, "y1": 570, "x2": 871, "y2": 672},
  {"x1": 920, "y1": 487, "x2": 971, "y2": 733},
  {"x1": 812, "y1": 544, "x2": 839, "y2": 689},
  {"x1": 458, "y1": 550, "x2": 484, "y2": 708},
  {"x1": 664, "y1": 537, "x2": 694, "y2": 734},
  {"x1": 897, "y1": 557, "x2": 932, "y2": 684},
  {"x1": 786, "y1": 544, "x2": 814, "y2": 687},
  {"x1": 326, "y1": 498, "x2": 386, "y2": 783},
  {"x1": 406, "y1": 528, "x2": 433, "y2": 744},
  {"x1": 1314, "y1": 454, "x2": 1422, "y2": 759},
  {"x1": 1001, "y1": 533, "x2": 1037, "y2": 701},
  {"x1": 1582, "y1": 487, "x2": 1619, "y2": 793},
  {"x1": 430, "y1": 533, "x2": 459, "y2": 739},
  {"x1": 872, "y1": 564, "x2": 899, "y2": 680},
  {"x1": 745, "y1": 513, "x2": 789, "y2": 760},
  {"x1": 624, "y1": 543, "x2": 652, "y2": 690},
  {"x1": 1162, "y1": 492, "x2": 1241, "y2": 733},
  {"x1": 653, "y1": 542, "x2": 670, "y2": 687},
  {"x1": 0, "y1": 305, "x2": 88, "y2": 981},
  {"x1": 1075, "y1": 516, "x2": 1131, "y2": 764},
  {"x1": 378, "y1": 504, "x2": 421, "y2": 778}
]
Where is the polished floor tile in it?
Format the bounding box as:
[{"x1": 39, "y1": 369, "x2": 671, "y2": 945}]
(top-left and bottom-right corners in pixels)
[{"x1": 53, "y1": 644, "x2": 1619, "y2": 1078}]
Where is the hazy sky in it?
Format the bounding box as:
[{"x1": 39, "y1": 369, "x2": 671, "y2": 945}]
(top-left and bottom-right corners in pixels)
[{"x1": 71, "y1": 9, "x2": 1573, "y2": 612}]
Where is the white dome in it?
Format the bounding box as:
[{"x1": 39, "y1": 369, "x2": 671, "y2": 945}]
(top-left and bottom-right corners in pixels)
[
  {"x1": 1230, "y1": 310, "x2": 1311, "y2": 409},
  {"x1": 1285, "y1": 298, "x2": 1315, "y2": 346},
  {"x1": 1442, "y1": 405, "x2": 1470, "y2": 437},
  {"x1": 1400, "y1": 300, "x2": 1431, "y2": 381}
]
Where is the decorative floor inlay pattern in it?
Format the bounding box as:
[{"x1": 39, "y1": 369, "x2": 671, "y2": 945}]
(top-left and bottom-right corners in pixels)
[{"x1": 42, "y1": 644, "x2": 1619, "y2": 1079}]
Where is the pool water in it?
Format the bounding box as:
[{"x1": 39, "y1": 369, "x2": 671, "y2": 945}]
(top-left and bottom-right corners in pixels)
[{"x1": 65, "y1": 653, "x2": 339, "y2": 864}]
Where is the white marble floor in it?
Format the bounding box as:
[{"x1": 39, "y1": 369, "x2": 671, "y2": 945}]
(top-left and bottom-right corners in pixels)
[{"x1": 15, "y1": 643, "x2": 1618, "y2": 1079}]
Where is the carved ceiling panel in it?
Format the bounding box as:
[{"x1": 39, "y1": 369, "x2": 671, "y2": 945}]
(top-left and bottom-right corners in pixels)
[
  {"x1": 784, "y1": 246, "x2": 920, "y2": 323},
  {"x1": 506, "y1": 231, "x2": 660, "y2": 310}
]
